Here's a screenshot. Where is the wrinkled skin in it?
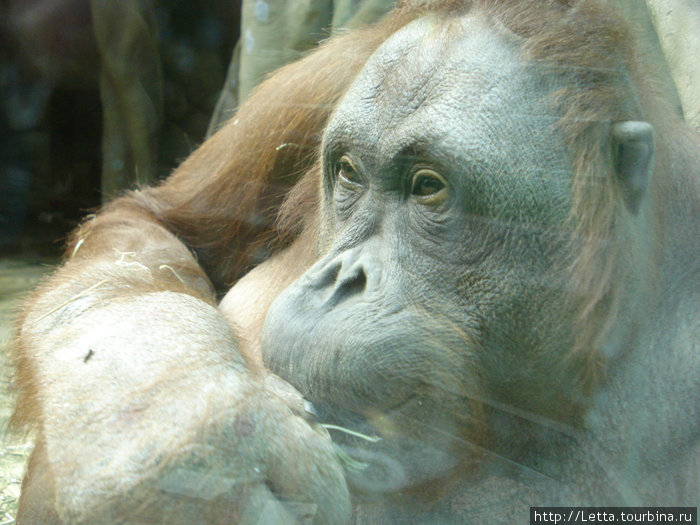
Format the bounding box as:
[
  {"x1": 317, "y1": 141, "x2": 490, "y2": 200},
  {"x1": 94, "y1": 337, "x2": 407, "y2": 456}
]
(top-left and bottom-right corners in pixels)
[
  {"x1": 228, "y1": 13, "x2": 700, "y2": 518},
  {"x1": 13, "y1": 4, "x2": 699, "y2": 525},
  {"x1": 259, "y1": 16, "x2": 576, "y2": 492}
]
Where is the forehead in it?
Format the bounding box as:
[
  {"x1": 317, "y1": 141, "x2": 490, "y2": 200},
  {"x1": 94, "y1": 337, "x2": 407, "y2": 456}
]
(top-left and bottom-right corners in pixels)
[{"x1": 325, "y1": 14, "x2": 563, "y2": 165}]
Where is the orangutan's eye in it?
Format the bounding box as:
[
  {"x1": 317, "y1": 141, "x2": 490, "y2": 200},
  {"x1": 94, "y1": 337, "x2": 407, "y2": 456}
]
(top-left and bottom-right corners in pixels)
[
  {"x1": 410, "y1": 169, "x2": 448, "y2": 205},
  {"x1": 335, "y1": 156, "x2": 362, "y2": 189}
]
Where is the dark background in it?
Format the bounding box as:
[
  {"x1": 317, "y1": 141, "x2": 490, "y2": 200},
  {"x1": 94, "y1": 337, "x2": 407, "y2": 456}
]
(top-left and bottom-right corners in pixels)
[{"x1": 0, "y1": 0, "x2": 241, "y2": 257}]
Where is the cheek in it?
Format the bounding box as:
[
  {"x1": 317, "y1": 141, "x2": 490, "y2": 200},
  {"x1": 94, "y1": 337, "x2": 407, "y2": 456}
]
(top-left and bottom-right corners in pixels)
[
  {"x1": 219, "y1": 240, "x2": 315, "y2": 366},
  {"x1": 219, "y1": 267, "x2": 269, "y2": 334},
  {"x1": 218, "y1": 267, "x2": 276, "y2": 369}
]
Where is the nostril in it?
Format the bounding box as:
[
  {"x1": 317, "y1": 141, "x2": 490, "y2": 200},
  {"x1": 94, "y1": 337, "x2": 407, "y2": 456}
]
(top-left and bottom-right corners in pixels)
[
  {"x1": 343, "y1": 268, "x2": 367, "y2": 298},
  {"x1": 326, "y1": 265, "x2": 367, "y2": 307},
  {"x1": 311, "y1": 260, "x2": 342, "y2": 290}
]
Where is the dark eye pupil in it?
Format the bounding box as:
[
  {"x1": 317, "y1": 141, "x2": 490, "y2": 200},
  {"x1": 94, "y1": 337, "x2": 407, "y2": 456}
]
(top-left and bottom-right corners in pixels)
[
  {"x1": 337, "y1": 161, "x2": 359, "y2": 184},
  {"x1": 413, "y1": 175, "x2": 444, "y2": 196}
]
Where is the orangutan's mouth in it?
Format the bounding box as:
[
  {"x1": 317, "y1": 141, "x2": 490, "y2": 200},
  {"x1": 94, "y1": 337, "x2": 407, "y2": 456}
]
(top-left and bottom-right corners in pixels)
[{"x1": 309, "y1": 396, "x2": 459, "y2": 494}]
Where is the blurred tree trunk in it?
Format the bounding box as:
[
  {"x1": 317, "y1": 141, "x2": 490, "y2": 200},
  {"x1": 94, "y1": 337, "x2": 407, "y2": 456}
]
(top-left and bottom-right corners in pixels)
[
  {"x1": 207, "y1": 0, "x2": 395, "y2": 137},
  {"x1": 646, "y1": 0, "x2": 700, "y2": 131},
  {"x1": 92, "y1": 0, "x2": 163, "y2": 201}
]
